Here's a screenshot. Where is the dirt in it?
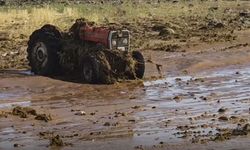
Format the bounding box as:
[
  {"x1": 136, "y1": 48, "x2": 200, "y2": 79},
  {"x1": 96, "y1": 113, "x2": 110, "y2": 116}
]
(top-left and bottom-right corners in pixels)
[{"x1": 1, "y1": 1, "x2": 250, "y2": 150}]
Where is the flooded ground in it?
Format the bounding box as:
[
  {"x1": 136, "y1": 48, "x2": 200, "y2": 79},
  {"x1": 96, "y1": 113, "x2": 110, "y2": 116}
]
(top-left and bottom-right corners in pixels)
[{"x1": 1, "y1": 61, "x2": 250, "y2": 149}]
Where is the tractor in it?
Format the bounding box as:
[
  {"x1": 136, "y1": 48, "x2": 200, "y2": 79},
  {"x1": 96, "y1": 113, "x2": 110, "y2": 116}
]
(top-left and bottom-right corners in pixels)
[{"x1": 27, "y1": 19, "x2": 145, "y2": 84}]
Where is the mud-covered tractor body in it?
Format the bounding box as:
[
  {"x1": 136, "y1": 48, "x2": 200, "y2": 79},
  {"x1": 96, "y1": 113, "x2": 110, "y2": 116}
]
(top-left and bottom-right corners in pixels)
[
  {"x1": 27, "y1": 19, "x2": 145, "y2": 84},
  {"x1": 80, "y1": 24, "x2": 130, "y2": 51}
]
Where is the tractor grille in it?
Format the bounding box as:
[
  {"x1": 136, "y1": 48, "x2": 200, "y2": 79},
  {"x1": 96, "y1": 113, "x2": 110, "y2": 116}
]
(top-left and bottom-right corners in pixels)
[{"x1": 110, "y1": 30, "x2": 130, "y2": 51}]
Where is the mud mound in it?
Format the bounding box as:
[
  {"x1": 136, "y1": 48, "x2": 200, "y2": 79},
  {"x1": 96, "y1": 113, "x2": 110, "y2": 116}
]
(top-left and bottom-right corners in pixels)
[
  {"x1": 35, "y1": 114, "x2": 52, "y2": 122},
  {"x1": 50, "y1": 135, "x2": 64, "y2": 146},
  {"x1": 12, "y1": 106, "x2": 52, "y2": 122},
  {"x1": 12, "y1": 106, "x2": 37, "y2": 118}
]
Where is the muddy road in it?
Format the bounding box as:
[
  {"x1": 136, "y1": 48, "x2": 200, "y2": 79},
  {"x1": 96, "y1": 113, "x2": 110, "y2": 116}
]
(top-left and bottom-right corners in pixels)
[{"x1": 1, "y1": 28, "x2": 250, "y2": 149}]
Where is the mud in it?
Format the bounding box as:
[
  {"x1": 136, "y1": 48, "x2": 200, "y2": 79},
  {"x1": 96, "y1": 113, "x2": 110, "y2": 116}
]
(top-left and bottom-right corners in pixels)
[{"x1": 1, "y1": 1, "x2": 250, "y2": 149}]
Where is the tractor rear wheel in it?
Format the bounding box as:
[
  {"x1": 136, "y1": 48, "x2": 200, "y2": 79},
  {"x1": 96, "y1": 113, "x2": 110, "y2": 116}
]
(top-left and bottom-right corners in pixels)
[
  {"x1": 27, "y1": 25, "x2": 61, "y2": 75},
  {"x1": 132, "y1": 51, "x2": 145, "y2": 79}
]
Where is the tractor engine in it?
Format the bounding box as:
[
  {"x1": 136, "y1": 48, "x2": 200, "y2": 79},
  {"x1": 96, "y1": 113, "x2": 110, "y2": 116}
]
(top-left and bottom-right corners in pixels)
[{"x1": 79, "y1": 25, "x2": 130, "y2": 51}]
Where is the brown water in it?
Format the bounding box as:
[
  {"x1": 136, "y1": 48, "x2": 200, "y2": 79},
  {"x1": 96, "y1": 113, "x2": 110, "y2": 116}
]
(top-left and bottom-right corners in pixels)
[{"x1": 0, "y1": 66, "x2": 250, "y2": 150}]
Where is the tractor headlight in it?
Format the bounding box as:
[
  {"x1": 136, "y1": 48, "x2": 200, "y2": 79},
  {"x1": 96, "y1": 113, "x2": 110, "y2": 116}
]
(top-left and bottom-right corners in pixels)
[
  {"x1": 112, "y1": 40, "x2": 117, "y2": 46},
  {"x1": 122, "y1": 38, "x2": 128, "y2": 45}
]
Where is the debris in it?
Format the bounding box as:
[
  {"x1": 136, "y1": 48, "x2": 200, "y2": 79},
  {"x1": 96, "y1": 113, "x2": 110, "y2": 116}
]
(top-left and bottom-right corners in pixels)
[
  {"x1": 218, "y1": 107, "x2": 227, "y2": 113},
  {"x1": 74, "y1": 111, "x2": 86, "y2": 116},
  {"x1": 173, "y1": 96, "x2": 181, "y2": 100},
  {"x1": 1, "y1": 52, "x2": 8, "y2": 57},
  {"x1": 103, "y1": 122, "x2": 111, "y2": 126},
  {"x1": 218, "y1": 116, "x2": 228, "y2": 121},
  {"x1": 131, "y1": 105, "x2": 140, "y2": 109},
  {"x1": 199, "y1": 96, "x2": 207, "y2": 101},
  {"x1": 13, "y1": 143, "x2": 20, "y2": 147},
  {"x1": 159, "y1": 27, "x2": 175, "y2": 37},
  {"x1": 35, "y1": 114, "x2": 52, "y2": 122},
  {"x1": 12, "y1": 106, "x2": 37, "y2": 118},
  {"x1": 213, "y1": 129, "x2": 234, "y2": 141},
  {"x1": 50, "y1": 135, "x2": 64, "y2": 146},
  {"x1": 128, "y1": 119, "x2": 136, "y2": 122},
  {"x1": 0, "y1": 111, "x2": 8, "y2": 118},
  {"x1": 90, "y1": 112, "x2": 95, "y2": 116}
]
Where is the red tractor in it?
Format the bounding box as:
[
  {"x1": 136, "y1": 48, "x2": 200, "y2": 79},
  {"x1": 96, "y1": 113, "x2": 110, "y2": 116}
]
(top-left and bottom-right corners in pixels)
[{"x1": 27, "y1": 19, "x2": 145, "y2": 84}]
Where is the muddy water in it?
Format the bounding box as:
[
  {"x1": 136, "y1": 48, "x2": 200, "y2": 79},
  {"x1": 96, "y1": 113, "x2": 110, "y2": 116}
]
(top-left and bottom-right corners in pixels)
[
  {"x1": 0, "y1": 66, "x2": 250, "y2": 149},
  {"x1": 133, "y1": 66, "x2": 250, "y2": 147}
]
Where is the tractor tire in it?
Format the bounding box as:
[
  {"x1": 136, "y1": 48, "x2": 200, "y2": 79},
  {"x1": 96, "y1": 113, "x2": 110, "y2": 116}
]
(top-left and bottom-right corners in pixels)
[
  {"x1": 27, "y1": 25, "x2": 62, "y2": 76},
  {"x1": 132, "y1": 51, "x2": 145, "y2": 79},
  {"x1": 81, "y1": 51, "x2": 115, "y2": 84},
  {"x1": 81, "y1": 56, "x2": 99, "y2": 84}
]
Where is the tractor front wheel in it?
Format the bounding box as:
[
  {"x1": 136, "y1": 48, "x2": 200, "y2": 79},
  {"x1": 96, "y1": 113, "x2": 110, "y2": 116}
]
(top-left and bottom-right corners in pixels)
[{"x1": 132, "y1": 51, "x2": 145, "y2": 79}]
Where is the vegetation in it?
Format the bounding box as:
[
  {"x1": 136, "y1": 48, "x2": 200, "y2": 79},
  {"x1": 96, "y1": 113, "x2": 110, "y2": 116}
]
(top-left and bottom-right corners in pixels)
[{"x1": 0, "y1": 0, "x2": 247, "y2": 37}]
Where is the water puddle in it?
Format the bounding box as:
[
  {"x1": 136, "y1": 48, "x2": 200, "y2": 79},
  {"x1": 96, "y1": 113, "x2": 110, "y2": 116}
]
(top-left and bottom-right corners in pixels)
[{"x1": 133, "y1": 66, "x2": 250, "y2": 144}]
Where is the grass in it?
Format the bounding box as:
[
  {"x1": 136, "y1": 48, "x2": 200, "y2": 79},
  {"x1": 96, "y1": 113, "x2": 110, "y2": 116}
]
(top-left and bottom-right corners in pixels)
[{"x1": 0, "y1": 0, "x2": 246, "y2": 38}]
